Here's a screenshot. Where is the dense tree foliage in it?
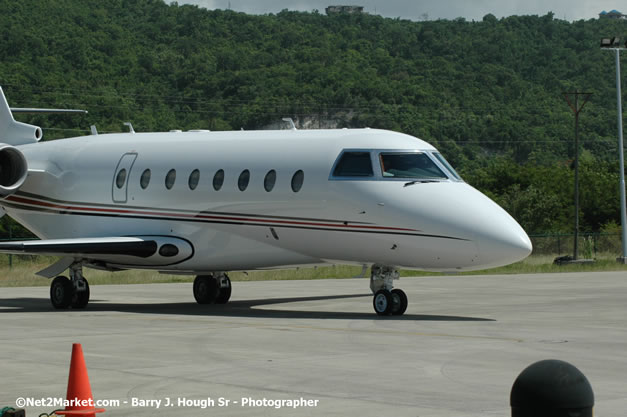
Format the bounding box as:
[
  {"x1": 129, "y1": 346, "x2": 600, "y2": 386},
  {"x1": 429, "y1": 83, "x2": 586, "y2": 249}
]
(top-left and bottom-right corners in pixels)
[{"x1": 0, "y1": 1, "x2": 626, "y2": 234}]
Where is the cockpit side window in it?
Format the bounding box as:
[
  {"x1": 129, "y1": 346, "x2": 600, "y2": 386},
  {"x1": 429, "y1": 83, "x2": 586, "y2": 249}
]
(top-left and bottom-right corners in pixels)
[
  {"x1": 379, "y1": 153, "x2": 448, "y2": 179},
  {"x1": 432, "y1": 152, "x2": 462, "y2": 180},
  {"x1": 332, "y1": 151, "x2": 374, "y2": 177}
]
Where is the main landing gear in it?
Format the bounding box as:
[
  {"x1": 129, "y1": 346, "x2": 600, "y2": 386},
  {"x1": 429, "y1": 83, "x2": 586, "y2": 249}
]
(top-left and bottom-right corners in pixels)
[
  {"x1": 193, "y1": 273, "x2": 232, "y2": 304},
  {"x1": 50, "y1": 264, "x2": 90, "y2": 309},
  {"x1": 370, "y1": 264, "x2": 407, "y2": 316}
]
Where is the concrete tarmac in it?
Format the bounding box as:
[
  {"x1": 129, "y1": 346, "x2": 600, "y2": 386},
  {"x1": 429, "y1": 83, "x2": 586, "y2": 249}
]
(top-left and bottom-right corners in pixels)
[{"x1": 1, "y1": 271, "x2": 627, "y2": 416}]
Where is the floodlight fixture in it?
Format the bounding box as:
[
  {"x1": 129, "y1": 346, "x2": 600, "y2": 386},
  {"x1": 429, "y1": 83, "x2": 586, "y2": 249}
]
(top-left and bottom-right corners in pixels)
[{"x1": 601, "y1": 37, "x2": 622, "y2": 48}]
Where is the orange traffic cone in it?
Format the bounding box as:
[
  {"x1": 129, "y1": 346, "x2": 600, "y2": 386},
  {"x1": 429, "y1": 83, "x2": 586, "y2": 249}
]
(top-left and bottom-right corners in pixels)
[{"x1": 55, "y1": 343, "x2": 105, "y2": 417}]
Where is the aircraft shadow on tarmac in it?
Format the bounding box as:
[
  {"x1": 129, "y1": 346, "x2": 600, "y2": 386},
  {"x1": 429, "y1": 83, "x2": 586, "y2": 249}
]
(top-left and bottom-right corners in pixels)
[{"x1": 0, "y1": 294, "x2": 494, "y2": 321}]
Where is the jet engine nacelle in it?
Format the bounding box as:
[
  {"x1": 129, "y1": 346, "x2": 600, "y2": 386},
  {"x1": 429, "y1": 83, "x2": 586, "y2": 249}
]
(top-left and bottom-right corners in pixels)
[
  {"x1": 0, "y1": 119, "x2": 42, "y2": 146},
  {"x1": 0, "y1": 143, "x2": 28, "y2": 198},
  {"x1": 0, "y1": 87, "x2": 43, "y2": 146}
]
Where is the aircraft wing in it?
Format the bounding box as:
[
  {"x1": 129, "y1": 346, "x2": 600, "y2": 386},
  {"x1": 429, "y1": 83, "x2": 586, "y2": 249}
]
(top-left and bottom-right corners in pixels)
[
  {"x1": 0, "y1": 236, "x2": 194, "y2": 276},
  {"x1": 0, "y1": 237, "x2": 157, "y2": 257}
]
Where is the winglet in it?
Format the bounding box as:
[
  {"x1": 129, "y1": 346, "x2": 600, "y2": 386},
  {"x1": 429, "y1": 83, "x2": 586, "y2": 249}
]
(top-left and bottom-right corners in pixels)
[{"x1": 0, "y1": 87, "x2": 43, "y2": 145}]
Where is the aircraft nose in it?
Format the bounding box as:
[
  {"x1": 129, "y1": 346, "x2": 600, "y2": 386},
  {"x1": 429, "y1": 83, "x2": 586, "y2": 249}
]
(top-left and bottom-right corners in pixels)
[
  {"x1": 377, "y1": 182, "x2": 533, "y2": 271},
  {"x1": 476, "y1": 217, "x2": 532, "y2": 268},
  {"x1": 473, "y1": 200, "x2": 533, "y2": 269}
]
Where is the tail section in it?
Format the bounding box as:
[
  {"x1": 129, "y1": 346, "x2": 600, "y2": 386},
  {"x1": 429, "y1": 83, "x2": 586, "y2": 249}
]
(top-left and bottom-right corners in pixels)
[{"x1": 0, "y1": 87, "x2": 42, "y2": 146}]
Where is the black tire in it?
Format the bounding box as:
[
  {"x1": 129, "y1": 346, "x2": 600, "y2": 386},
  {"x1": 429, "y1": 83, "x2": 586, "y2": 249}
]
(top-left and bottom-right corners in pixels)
[
  {"x1": 215, "y1": 275, "x2": 231, "y2": 304},
  {"x1": 193, "y1": 275, "x2": 219, "y2": 304},
  {"x1": 373, "y1": 289, "x2": 393, "y2": 315},
  {"x1": 50, "y1": 276, "x2": 73, "y2": 309},
  {"x1": 71, "y1": 279, "x2": 90, "y2": 309},
  {"x1": 391, "y1": 289, "x2": 408, "y2": 316}
]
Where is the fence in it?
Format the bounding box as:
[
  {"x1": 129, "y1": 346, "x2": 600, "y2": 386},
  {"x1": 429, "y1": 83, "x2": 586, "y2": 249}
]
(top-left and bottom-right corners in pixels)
[{"x1": 530, "y1": 232, "x2": 622, "y2": 258}]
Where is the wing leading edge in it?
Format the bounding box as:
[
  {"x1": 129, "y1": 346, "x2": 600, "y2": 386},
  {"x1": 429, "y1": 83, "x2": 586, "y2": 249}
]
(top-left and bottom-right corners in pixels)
[
  {"x1": 0, "y1": 236, "x2": 194, "y2": 269},
  {"x1": 0, "y1": 237, "x2": 157, "y2": 257}
]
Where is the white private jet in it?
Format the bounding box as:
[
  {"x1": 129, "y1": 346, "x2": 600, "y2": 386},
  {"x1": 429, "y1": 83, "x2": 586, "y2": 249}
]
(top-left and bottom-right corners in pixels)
[{"x1": 0, "y1": 87, "x2": 531, "y2": 315}]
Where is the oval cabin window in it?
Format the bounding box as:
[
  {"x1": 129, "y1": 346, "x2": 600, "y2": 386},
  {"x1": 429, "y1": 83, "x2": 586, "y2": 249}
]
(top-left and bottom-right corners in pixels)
[
  {"x1": 140, "y1": 169, "x2": 151, "y2": 189},
  {"x1": 238, "y1": 169, "x2": 250, "y2": 191},
  {"x1": 188, "y1": 169, "x2": 200, "y2": 190},
  {"x1": 165, "y1": 169, "x2": 176, "y2": 190},
  {"x1": 291, "y1": 170, "x2": 304, "y2": 192},
  {"x1": 115, "y1": 169, "x2": 127, "y2": 189},
  {"x1": 213, "y1": 169, "x2": 224, "y2": 191},
  {"x1": 264, "y1": 170, "x2": 276, "y2": 192}
]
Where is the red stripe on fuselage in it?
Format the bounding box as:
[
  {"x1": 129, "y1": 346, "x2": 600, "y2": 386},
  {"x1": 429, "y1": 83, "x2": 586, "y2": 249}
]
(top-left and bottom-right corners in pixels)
[{"x1": 5, "y1": 195, "x2": 417, "y2": 232}]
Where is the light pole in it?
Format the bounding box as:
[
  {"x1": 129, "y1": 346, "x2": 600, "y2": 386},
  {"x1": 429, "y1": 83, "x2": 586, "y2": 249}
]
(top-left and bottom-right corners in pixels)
[{"x1": 601, "y1": 37, "x2": 627, "y2": 264}]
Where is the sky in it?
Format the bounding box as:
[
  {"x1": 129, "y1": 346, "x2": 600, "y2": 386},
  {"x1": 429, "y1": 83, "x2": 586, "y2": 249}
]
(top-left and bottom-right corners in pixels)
[{"x1": 181, "y1": 0, "x2": 620, "y2": 21}]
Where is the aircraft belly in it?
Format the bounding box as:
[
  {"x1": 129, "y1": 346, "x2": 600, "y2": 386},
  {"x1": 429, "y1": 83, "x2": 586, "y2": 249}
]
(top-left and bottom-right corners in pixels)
[
  {"x1": 266, "y1": 227, "x2": 479, "y2": 271},
  {"x1": 184, "y1": 232, "x2": 322, "y2": 271}
]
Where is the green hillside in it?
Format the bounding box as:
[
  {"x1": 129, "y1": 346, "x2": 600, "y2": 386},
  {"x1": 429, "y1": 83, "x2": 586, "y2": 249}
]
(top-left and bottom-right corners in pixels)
[{"x1": 0, "y1": 0, "x2": 626, "y2": 234}]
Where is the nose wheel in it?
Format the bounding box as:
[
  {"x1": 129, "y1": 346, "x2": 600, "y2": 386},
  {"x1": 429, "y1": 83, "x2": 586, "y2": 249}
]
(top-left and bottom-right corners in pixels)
[
  {"x1": 390, "y1": 288, "x2": 408, "y2": 315},
  {"x1": 370, "y1": 265, "x2": 407, "y2": 316},
  {"x1": 373, "y1": 289, "x2": 408, "y2": 315}
]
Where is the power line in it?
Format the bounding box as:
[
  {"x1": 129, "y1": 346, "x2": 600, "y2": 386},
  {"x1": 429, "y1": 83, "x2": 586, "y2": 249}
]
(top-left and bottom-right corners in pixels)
[{"x1": 0, "y1": 82, "x2": 598, "y2": 116}]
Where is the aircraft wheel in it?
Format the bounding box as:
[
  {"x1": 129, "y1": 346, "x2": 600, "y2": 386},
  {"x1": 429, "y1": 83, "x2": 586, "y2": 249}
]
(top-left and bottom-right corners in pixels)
[
  {"x1": 373, "y1": 289, "x2": 393, "y2": 316},
  {"x1": 194, "y1": 275, "x2": 219, "y2": 304},
  {"x1": 215, "y1": 274, "x2": 231, "y2": 304},
  {"x1": 50, "y1": 276, "x2": 73, "y2": 309},
  {"x1": 71, "y1": 278, "x2": 90, "y2": 309},
  {"x1": 391, "y1": 288, "x2": 408, "y2": 316}
]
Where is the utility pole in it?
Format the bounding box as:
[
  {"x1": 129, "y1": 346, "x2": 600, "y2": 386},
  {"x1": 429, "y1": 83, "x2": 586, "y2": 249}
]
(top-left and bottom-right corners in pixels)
[{"x1": 563, "y1": 91, "x2": 592, "y2": 260}]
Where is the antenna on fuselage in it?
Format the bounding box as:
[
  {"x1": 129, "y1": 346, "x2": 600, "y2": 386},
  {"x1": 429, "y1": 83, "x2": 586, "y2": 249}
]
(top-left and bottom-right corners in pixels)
[
  {"x1": 282, "y1": 117, "x2": 297, "y2": 130},
  {"x1": 123, "y1": 122, "x2": 135, "y2": 133}
]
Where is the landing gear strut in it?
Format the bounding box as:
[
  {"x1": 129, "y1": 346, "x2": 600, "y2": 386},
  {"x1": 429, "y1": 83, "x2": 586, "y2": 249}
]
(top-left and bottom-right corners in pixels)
[
  {"x1": 370, "y1": 264, "x2": 407, "y2": 316},
  {"x1": 50, "y1": 264, "x2": 90, "y2": 309},
  {"x1": 193, "y1": 273, "x2": 231, "y2": 305}
]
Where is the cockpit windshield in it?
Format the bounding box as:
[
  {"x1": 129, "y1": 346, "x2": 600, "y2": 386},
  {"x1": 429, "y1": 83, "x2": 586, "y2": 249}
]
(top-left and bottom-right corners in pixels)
[
  {"x1": 379, "y1": 152, "x2": 448, "y2": 180},
  {"x1": 330, "y1": 149, "x2": 463, "y2": 182}
]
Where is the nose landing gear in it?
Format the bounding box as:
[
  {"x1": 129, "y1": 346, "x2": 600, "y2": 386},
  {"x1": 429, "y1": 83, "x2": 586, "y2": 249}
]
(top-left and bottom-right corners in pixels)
[{"x1": 370, "y1": 265, "x2": 407, "y2": 316}]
